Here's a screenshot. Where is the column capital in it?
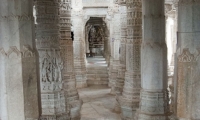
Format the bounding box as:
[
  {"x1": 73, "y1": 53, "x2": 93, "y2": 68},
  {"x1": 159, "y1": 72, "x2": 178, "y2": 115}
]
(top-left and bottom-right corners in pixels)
[{"x1": 72, "y1": 9, "x2": 84, "y2": 17}]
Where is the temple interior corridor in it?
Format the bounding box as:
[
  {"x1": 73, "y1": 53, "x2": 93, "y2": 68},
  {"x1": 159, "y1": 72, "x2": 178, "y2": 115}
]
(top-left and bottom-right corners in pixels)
[
  {"x1": 79, "y1": 56, "x2": 120, "y2": 120},
  {"x1": 1, "y1": 0, "x2": 200, "y2": 120}
]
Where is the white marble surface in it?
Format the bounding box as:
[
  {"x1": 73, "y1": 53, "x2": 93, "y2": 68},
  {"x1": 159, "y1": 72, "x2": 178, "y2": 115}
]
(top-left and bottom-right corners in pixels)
[{"x1": 78, "y1": 85, "x2": 120, "y2": 120}]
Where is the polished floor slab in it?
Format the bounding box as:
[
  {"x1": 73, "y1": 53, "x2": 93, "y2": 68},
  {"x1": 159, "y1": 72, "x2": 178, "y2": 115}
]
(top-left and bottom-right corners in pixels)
[{"x1": 78, "y1": 85, "x2": 121, "y2": 120}]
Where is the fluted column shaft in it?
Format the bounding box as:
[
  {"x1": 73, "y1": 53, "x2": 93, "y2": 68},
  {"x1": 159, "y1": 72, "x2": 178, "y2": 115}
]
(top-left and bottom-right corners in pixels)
[
  {"x1": 176, "y1": 1, "x2": 200, "y2": 119},
  {"x1": 119, "y1": 0, "x2": 142, "y2": 119},
  {"x1": 137, "y1": 0, "x2": 169, "y2": 119},
  {"x1": 0, "y1": 0, "x2": 39, "y2": 120}
]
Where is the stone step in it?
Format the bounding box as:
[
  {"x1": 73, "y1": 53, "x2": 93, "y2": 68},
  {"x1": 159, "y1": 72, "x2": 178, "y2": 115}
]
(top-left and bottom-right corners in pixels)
[
  {"x1": 87, "y1": 70, "x2": 108, "y2": 74},
  {"x1": 87, "y1": 66, "x2": 107, "y2": 70},
  {"x1": 87, "y1": 80, "x2": 109, "y2": 85},
  {"x1": 87, "y1": 77, "x2": 108, "y2": 81},
  {"x1": 87, "y1": 74, "x2": 108, "y2": 78},
  {"x1": 86, "y1": 57, "x2": 109, "y2": 85}
]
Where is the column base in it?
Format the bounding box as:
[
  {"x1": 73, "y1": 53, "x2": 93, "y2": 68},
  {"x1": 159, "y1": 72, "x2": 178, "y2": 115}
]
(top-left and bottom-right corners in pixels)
[
  {"x1": 115, "y1": 102, "x2": 121, "y2": 112},
  {"x1": 109, "y1": 60, "x2": 120, "y2": 94},
  {"x1": 120, "y1": 106, "x2": 136, "y2": 120},
  {"x1": 115, "y1": 94, "x2": 122, "y2": 112},
  {"x1": 137, "y1": 113, "x2": 169, "y2": 120},
  {"x1": 40, "y1": 115, "x2": 69, "y2": 120},
  {"x1": 119, "y1": 96, "x2": 138, "y2": 120},
  {"x1": 69, "y1": 100, "x2": 82, "y2": 120},
  {"x1": 137, "y1": 89, "x2": 170, "y2": 120}
]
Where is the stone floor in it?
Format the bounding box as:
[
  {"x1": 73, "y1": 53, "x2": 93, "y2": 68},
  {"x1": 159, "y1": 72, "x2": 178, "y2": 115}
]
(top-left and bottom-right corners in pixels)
[{"x1": 78, "y1": 85, "x2": 121, "y2": 120}]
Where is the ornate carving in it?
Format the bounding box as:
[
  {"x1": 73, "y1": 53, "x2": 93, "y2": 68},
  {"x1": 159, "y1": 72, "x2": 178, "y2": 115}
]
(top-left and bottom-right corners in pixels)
[
  {"x1": 178, "y1": 48, "x2": 196, "y2": 62},
  {"x1": 40, "y1": 51, "x2": 62, "y2": 83},
  {"x1": 177, "y1": 48, "x2": 199, "y2": 118},
  {"x1": 120, "y1": 0, "x2": 142, "y2": 119},
  {"x1": 59, "y1": 0, "x2": 82, "y2": 119},
  {"x1": 136, "y1": 90, "x2": 170, "y2": 120},
  {"x1": 165, "y1": 4, "x2": 173, "y2": 14},
  {"x1": 0, "y1": 45, "x2": 35, "y2": 58},
  {"x1": 35, "y1": 0, "x2": 68, "y2": 118}
]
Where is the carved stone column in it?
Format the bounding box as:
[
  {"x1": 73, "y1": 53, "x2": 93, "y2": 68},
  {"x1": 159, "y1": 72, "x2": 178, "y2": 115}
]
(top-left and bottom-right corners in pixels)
[
  {"x1": 176, "y1": 1, "x2": 200, "y2": 119},
  {"x1": 35, "y1": 0, "x2": 66, "y2": 119},
  {"x1": 108, "y1": 4, "x2": 121, "y2": 94},
  {"x1": 59, "y1": 0, "x2": 82, "y2": 119},
  {"x1": 0, "y1": 0, "x2": 39, "y2": 120},
  {"x1": 115, "y1": 4, "x2": 127, "y2": 95},
  {"x1": 115, "y1": 2, "x2": 127, "y2": 112},
  {"x1": 119, "y1": 0, "x2": 142, "y2": 119},
  {"x1": 72, "y1": 10, "x2": 87, "y2": 88},
  {"x1": 137, "y1": 0, "x2": 170, "y2": 119}
]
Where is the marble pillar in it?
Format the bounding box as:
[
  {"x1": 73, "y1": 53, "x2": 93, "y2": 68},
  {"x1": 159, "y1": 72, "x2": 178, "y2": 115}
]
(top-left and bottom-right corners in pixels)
[
  {"x1": 119, "y1": 0, "x2": 142, "y2": 119},
  {"x1": 109, "y1": 5, "x2": 121, "y2": 94},
  {"x1": 72, "y1": 11, "x2": 87, "y2": 89},
  {"x1": 0, "y1": 0, "x2": 39, "y2": 120},
  {"x1": 176, "y1": 1, "x2": 200, "y2": 119},
  {"x1": 137, "y1": 0, "x2": 170, "y2": 119},
  {"x1": 115, "y1": 4, "x2": 127, "y2": 95},
  {"x1": 35, "y1": 0, "x2": 66, "y2": 119},
  {"x1": 114, "y1": 3, "x2": 127, "y2": 112},
  {"x1": 59, "y1": 0, "x2": 82, "y2": 119}
]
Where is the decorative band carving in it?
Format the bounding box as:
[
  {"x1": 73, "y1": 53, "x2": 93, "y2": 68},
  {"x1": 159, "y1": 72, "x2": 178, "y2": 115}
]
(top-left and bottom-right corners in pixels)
[
  {"x1": 0, "y1": 45, "x2": 35, "y2": 58},
  {"x1": 139, "y1": 90, "x2": 169, "y2": 115},
  {"x1": 0, "y1": 14, "x2": 34, "y2": 21}
]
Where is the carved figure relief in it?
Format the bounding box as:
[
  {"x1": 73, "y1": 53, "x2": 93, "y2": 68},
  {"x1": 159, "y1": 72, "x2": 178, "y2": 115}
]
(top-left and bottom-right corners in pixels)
[
  {"x1": 89, "y1": 26, "x2": 104, "y2": 43},
  {"x1": 41, "y1": 51, "x2": 62, "y2": 83},
  {"x1": 88, "y1": 26, "x2": 105, "y2": 56},
  {"x1": 177, "y1": 48, "x2": 198, "y2": 118}
]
